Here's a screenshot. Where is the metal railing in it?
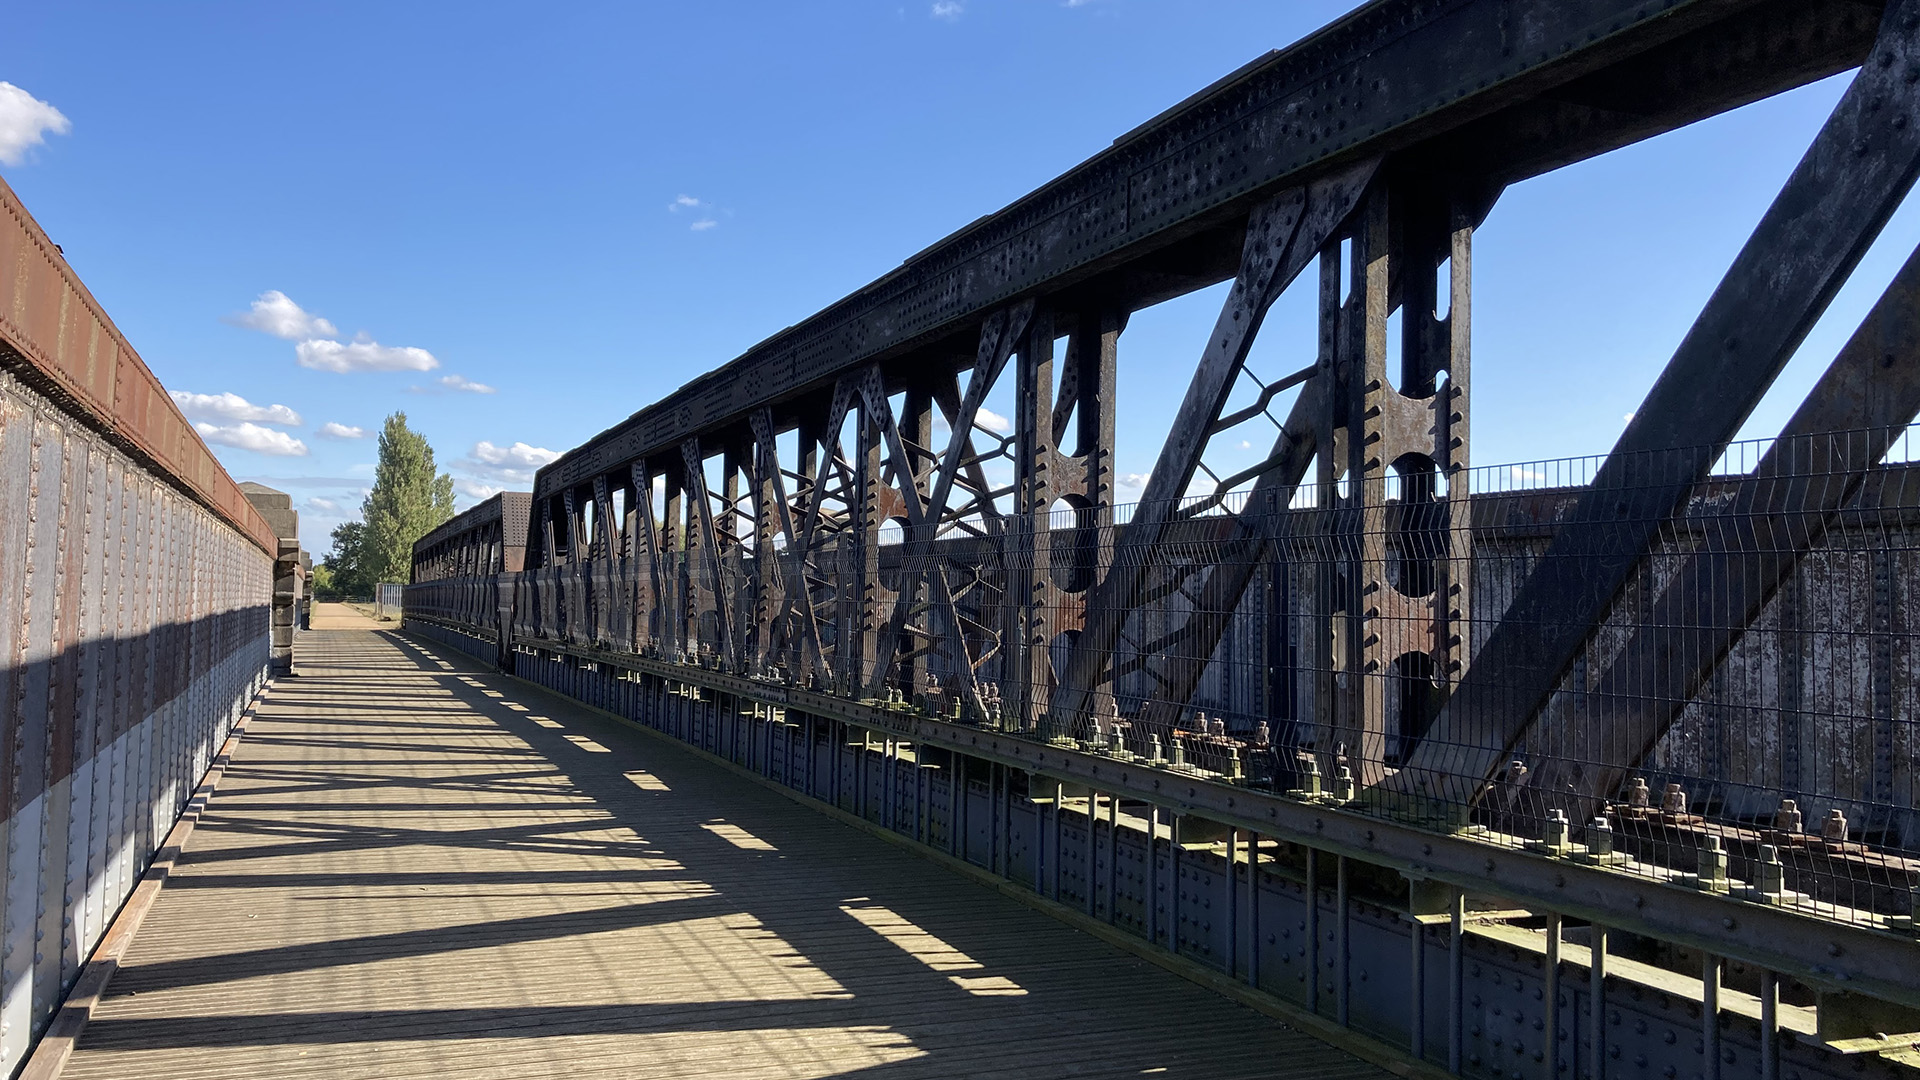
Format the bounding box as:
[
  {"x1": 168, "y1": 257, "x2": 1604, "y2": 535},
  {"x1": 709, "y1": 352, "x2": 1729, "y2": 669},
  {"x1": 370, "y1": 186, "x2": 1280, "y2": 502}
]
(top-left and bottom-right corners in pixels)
[{"x1": 486, "y1": 429, "x2": 1920, "y2": 938}]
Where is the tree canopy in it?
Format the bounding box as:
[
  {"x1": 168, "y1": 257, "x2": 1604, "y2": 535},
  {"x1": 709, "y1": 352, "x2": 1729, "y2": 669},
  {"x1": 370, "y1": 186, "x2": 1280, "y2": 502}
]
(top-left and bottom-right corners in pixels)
[{"x1": 322, "y1": 412, "x2": 453, "y2": 593}]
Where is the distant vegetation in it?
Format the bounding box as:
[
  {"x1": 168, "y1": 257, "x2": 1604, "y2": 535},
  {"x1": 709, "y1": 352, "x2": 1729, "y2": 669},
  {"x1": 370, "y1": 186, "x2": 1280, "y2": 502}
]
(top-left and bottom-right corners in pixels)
[{"x1": 321, "y1": 412, "x2": 453, "y2": 595}]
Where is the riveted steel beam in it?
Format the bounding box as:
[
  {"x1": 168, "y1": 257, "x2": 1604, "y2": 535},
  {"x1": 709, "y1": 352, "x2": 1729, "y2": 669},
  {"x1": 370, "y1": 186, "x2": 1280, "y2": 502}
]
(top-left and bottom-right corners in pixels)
[
  {"x1": 530, "y1": 0, "x2": 1878, "y2": 514},
  {"x1": 1398, "y1": 1, "x2": 1920, "y2": 807},
  {"x1": 497, "y1": 630, "x2": 1920, "y2": 1014}
]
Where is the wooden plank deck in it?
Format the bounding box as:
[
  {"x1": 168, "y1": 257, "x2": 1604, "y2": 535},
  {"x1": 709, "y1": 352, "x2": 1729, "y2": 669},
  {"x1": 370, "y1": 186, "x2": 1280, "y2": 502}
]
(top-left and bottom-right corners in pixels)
[{"x1": 60, "y1": 625, "x2": 1391, "y2": 1079}]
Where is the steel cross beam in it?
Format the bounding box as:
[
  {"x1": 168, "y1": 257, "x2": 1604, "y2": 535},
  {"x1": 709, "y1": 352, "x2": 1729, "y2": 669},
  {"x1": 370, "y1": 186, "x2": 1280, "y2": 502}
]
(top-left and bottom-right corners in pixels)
[
  {"x1": 1047, "y1": 164, "x2": 1372, "y2": 736},
  {"x1": 531, "y1": 0, "x2": 1874, "y2": 508},
  {"x1": 1394, "y1": 0, "x2": 1920, "y2": 807},
  {"x1": 1523, "y1": 241, "x2": 1920, "y2": 807}
]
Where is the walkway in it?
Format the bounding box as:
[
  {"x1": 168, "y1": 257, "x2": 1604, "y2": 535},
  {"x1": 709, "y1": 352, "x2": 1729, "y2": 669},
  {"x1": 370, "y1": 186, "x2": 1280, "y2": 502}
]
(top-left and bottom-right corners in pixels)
[{"x1": 59, "y1": 624, "x2": 1388, "y2": 1079}]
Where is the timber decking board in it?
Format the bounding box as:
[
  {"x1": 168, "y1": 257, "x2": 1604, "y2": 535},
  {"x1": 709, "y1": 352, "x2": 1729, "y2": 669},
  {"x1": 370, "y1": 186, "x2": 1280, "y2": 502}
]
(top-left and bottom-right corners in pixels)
[{"x1": 60, "y1": 628, "x2": 1389, "y2": 1079}]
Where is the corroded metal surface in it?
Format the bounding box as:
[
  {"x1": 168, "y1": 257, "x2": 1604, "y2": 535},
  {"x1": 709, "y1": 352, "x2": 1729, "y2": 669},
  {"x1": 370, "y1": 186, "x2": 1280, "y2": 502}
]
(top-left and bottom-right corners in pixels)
[
  {"x1": 413, "y1": 491, "x2": 530, "y2": 581},
  {"x1": 0, "y1": 175, "x2": 275, "y2": 554},
  {"x1": 409, "y1": 1, "x2": 1920, "y2": 1074},
  {"x1": 401, "y1": 624, "x2": 1920, "y2": 1080},
  {"x1": 0, "y1": 367, "x2": 271, "y2": 1073},
  {"x1": 531, "y1": 0, "x2": 1879, "y2": 500}
]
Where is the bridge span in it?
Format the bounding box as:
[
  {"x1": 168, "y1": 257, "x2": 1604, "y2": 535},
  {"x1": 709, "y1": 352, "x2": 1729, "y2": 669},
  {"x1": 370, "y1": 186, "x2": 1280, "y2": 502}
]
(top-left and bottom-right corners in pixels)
[
  {"x1": 43, "y1": 615, "x2": 1378, "y2": 1079},
  {"x1": 6, "y1": 0, "x2": 1920, "y2": 1077}
]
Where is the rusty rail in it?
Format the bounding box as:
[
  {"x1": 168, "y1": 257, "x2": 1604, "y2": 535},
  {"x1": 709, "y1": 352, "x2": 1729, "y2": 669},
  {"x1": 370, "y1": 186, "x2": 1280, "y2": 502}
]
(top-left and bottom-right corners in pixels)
[{"x1": 0, "y1": 174, "x2": 275, "y2": 555}]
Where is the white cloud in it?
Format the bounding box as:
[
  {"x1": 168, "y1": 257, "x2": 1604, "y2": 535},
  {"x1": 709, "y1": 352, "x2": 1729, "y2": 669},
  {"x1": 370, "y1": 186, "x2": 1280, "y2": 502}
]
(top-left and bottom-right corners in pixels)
[
  {"x1": 0, "y1": 83, "x2": 71, "y2": 167},
  {"x1": 225, "y1": 290, "x2": 339, "y2": 341},
  {"x1": 931, "y1": 1, "x2": 963, "y2": 19},
  {"x1": 975, "y1": 407, "x2": 1011, "y2": 434},
  {"x1": 438, "y1": 374, "x2": 496, "y2": 394},
  {"x1": 454, "y1": 478, "x2": 505, "y2": 501},
  {"x1": 472, "y1": 441, "x2": 560, "y2": 468},
  {"x1": 230, "y1": 292, "x2": 447, "y2": 382},
  {"x1": 196, "y1": 421, "x2": 308, "y2": 457},
  {"x1": 1118, "y1": 472, "x2": 1151, "y2": 489},
  {"x1": 306, "y1": 497, "x2": 344, "y2": 514},
  {"x1": 1510, "y1": 466, "x2": 1548, "y2": 486},
  {"x1": 170, "y1": 390, "x2": 302, "y2": 427},
  {"x1": 296, "y1": 338, "x2": 438, "y2": 373},
  {"x1": 315, "y1": 421, "x2": 368, "y2": 440},
  {"x1": 462, "y1": 440, "x2": 561, "y2": 486},
  {"x1": 1239, "y1": 439, "x2": 1253, "y2": 450},
  {"x1": 1623, "y1": 412, "x2": 1636, "y2": 423},
  {"x1": 670, "y1": 194, "x2": 728, "y2": 231}
]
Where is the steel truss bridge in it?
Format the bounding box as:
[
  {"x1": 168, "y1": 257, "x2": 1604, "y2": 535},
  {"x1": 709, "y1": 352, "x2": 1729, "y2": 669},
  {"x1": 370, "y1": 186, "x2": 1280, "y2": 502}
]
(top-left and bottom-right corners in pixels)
[{"x1": 10, "y1": 1, "x2": 1920, "y2": 1078}]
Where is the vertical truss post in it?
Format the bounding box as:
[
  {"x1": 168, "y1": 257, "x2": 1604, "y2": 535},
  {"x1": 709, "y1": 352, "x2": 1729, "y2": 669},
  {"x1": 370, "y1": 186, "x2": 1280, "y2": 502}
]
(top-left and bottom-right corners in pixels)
[
  {"x1": 629, "y1": 461, "x2": 663, "y2": 655},
  {"x1": 722, "y1": 444, "x2": 746, "y2": 664},
  {"x1": 561, "y1": 487, "x2": 584, "y2": 644},
  {"x1": 681, "y1": 439, "x2": 735, "y2": 669},
  {"x1": 748, "y1": 412, "x2": 787, "y2": 678},
  {"x1": 793, "y1": 414, "x2": 824, "y2": 678},
  {"x1": 899, "y1": 385, "x2": 935, "y2": 696},
  {"x1": 1011, "y1": 311, "x2": 1057, "y2": 736},
  {"x1": 1322, "y1": 180, "x2": 1474, "y2": 792},
  {"x1": 569, "y1": 486, "x2": 590, "y2": 563},
  {"x1": 1310, "y1": 242, "x2": 1343, "y2": 774},
  {"x1": 1068, "y1": 310, "x2": 1121, "y2": 713},
  {"x1": 855, "y1": 388, "x2": 886, "y2": 695},
  {"x1": 1032, "y1": 308, "x2": 1125, "y2": 724},
  {"x1": 591, "y1": 474, "x2": 616, "y2": 646},
  {"x1": 662, "y1": 465, "x2": 686, "y2": 660}
]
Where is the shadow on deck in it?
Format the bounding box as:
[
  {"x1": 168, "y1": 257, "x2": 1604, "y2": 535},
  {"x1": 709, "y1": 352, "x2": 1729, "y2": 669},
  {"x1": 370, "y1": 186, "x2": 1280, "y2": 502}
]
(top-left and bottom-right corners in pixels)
[{"x1": 60, "y1": 628, "x2": 1387, "y2": 1080}]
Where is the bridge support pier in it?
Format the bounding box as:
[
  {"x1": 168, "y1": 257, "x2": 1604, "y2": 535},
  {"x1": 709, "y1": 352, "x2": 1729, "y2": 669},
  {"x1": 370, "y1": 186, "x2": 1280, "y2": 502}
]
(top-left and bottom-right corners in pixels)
[{"x1": 243, "y1": 484, "x2": 305, "y2": 676}]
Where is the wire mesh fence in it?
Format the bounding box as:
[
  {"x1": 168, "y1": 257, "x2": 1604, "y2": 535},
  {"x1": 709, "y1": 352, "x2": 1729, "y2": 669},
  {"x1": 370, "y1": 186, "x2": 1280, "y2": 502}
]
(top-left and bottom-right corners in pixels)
[{"x1": 446, "y1": 425, "x2": 1920, "y2": 928}]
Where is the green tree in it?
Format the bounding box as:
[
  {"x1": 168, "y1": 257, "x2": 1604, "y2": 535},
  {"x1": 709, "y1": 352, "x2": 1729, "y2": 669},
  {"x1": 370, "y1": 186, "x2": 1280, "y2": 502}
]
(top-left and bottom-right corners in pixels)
[
  {"x1": 309, "y1": 562, "x2": 337, "y2": 599},
  {"x1": 323, "y1": 519, "x2": 374, "y2": 597},
  {"x1": 359, "y1": 412, "x2": 455, "y2": 584}
]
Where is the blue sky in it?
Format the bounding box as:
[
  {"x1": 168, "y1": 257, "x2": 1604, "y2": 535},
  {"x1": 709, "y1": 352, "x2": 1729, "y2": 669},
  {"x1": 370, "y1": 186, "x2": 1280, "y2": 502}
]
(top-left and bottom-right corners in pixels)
[{"x1": 5, "y1": 1, "x2": 1915, "y2": 553}]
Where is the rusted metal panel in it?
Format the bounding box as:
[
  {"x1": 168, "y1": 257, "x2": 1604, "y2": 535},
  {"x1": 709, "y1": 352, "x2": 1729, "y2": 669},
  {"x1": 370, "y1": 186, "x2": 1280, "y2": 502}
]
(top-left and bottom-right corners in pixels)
[
  {"x1": 410, "y1": 491, "x2": 533, "y2": 582},
  {"x1": 0, "y1": 176, "x2": 275, "y2": 555},
  {"x1": 0, "y1": 365, "x2": 272, "y2": 1073}
]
